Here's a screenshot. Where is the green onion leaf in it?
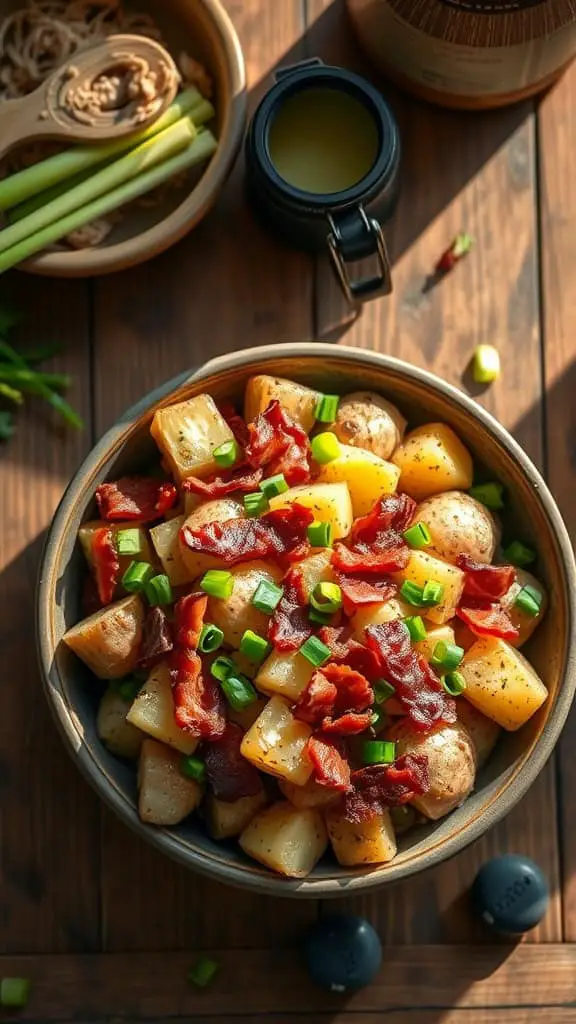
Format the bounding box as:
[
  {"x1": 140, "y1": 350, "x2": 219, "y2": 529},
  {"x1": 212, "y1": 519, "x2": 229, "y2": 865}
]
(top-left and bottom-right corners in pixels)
[
  {"x1": 503, "y1": 540, "x2": 536, "y2": 568},
  {"x1": 472, "y1": 344, "x2": 501, "y2": 384},
  {"x1": 244, "y1": 491, "x2": 269, "y2": 517},
  {"x1": 0, "y1": 978, "x2": 31, "y2": 1008},
  {"x1": 315, "y1": 393, "x2": 340, "y2": 423},
  {"x1": 221, "y1": 673, "x2": 258, "y2": 711},
  {"x1": 422, "y1": 580, "x2": 445, "y2": 606},
  {"x1": 362, "y1": 740, "x2": 396, "y2": 765},
  {"x1": 251, "y1": 579, "x2": 283, "y2": 614},
  {"x1": 430, "y1": 641, "x2": 464, "y2": 671},
  {"x1": 198, "y1": 623, "x2": 224, "y2": 654},
  {"x1": 121, "y1": 560, "x2": 154, "y2": 593},
  {"x1": 200, "y1": 570, "x2": 234, "y2": 600},
  {"x1": 404, "y1": 615, "x2": 428, "y2": 642},
  {"x1": 259, "y1": 473, "x2": 289, "y2": 498},
  {"x1": 188, "y1": 956, "x2": 219, "y2": 988},
  {"x1": 311, "y1": 431, "x2": 341, "y2": 464},
  {"x1": 514, "y1": 585, "x2": 542, "y2": 617},
  {"x1": 210, "y1": 655, "x2": 236, "y2": 683},
  {"x1": 402, "y1": 522, "x2": 432, "y2": 549},
  {"x1": 116, "y1": 527, "x2": 142, "y2": 556},
  {"x1": 145, "y1": 573, "x2": 173, "y2": 606},
  {"x1": 442, "y1": 671, "x2": 467, "y2": 696},
  {"x1": 373, "y1": 679, "x2": 396, "y2": 704},
  {"x1": 239, "y1": 629, "x2": 270, "y2": 662},
  {"x1": 469, "y1": 482, "x2": 505, "y2": 511},
  {"x1": 117, "y1": 678, "x2": 142, "y2": 702},
  {"x1": 307, "y1": 520, "x2": 333, "y2": 547},
  {"x1": 213, "y1": 439, "x2": 240, "y2": 468},
  {"x1": 300, "y1": 635, "x2": 331, "y2": 667},
  {"x1": 180, "y1": 756, "x2": 206, "y2": 782},
  {"x1": 399, "y1": 580, "x2": 426, "y2": 607},
  {"x1": 310, "y1": 581, "x2": 342, "y2": 615},
  {"x1": 308, "y1": 607, "x2": 334, "y2": 625},
  {"x1": 370, "y1": 706, "x2": 388, "y2": 732}
]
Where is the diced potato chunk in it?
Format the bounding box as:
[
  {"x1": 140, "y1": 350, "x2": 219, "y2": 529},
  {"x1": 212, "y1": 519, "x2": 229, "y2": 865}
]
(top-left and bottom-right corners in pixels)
[
  {"x1": 500, "y1": 568, "x2": 547, "y2": 649},
  {"x1": 150, "y1": 515, "x2": 193, "y2": 587},
  {"x1": 280, "y1": 777, "x2": 340, "y2": 810},
  {"x1": 270, "y1": 481, "x2": 353, "y2": 540},
  {"x1": 460, "y1": 637, "x2": 548, "y2": 731},
  {"x1": 240, "y1": 696, "x2": 313, "y2": 785},
  {"x1": 207, "y1": 560, "x2": 283, "y2": 647},
  {"x1": 394, "y1": 550, "x2": 465, "y2": 625},
  {"x1": 63, "y1": 595, "x2": 145, "y2": 679},
  {"x1": 255, "y1": 649, "x2": 315, "y2": 702},
  {"x1": 326, "y1": 807, "x2": 397, "y2": 866},
  {"x1": 297, "y1": 548, "x2": 336, "y2": 596},
  {"x1": 392, "y1": 423, "x2": 473, "y2": 501},
  {"x1": 316, "y1": 443, "x2": 400, "y2": 516},
  {"x1": 227, "y1": 696, "x2": 268, "y2": 731},
  {"x1": 415, "y1": 623, "x2": 456, "y2": 663},
  {"x1": 97, "y1": 689, "x2": 144, "y2": 759},
  {"x1": 127, "y1": 662, "x2": 198, "y2": 754},
  {"x1": 79, "y1": 521, "x2": 153, "y2": 590},
  {"x1": 206, "y1": 789, "x2": 267, "y2": 840},
  {"x1": 179, "y1": 498, "x2": 245, "y2": 579},
  {"x1": 244, "y1": 374, "x2": 319, "y2": 432},
  {"x1": 151, "y1": 394, "x2": 234, "y2": 483},
  {"x1": 457, "y1": 700, "x2": 501, "y2": 768},
  {"x1": 388, "y1": 719, "x2": 476, "y2": 820},
  {"x1": 138, "y1": 738, "x2": 202, "y2": 826},
  {"x1": 239, "y1": 801, "x2": 328, "y2": 877},
  {"x1": 350, "y1": 597, "x2": 412, "y2": 643}
]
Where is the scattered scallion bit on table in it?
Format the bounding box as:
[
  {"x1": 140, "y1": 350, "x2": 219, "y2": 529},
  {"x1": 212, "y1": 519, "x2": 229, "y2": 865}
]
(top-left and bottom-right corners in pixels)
[
  {"x1": 188, "y1": 955, "x2": 219, "y2": 988},
  {"x1": 435, "y1": 232, "x2": 474, "y2": 274},
  {"x1": 472, "y1": 344, "x2": 501, "y2": 385},
  {"x1": 0, "y1": 977, "x2": 32, "y2": 1008}
]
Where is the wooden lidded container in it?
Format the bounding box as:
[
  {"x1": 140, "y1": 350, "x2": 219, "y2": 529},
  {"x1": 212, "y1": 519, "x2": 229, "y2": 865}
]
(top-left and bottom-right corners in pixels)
[{"x1": 346, "y1": 0, "x2": 576, "y2": 109}]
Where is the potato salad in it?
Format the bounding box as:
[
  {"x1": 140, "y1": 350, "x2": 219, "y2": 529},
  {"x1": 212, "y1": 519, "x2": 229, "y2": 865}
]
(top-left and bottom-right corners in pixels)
[{"x1": 64, "y1": 375, "x2": 548, "y2": 878}]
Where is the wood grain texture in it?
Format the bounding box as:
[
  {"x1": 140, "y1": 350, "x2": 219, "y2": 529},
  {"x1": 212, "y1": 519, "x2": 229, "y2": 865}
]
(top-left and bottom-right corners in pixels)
[
  {"x1": 0, "y1": 276, "x2": 100, "y2": 954},
  {"x1": 43, "y1": 1016, "x2": 576, "y2": 1024},
  {"x1": 537, "y1": 62, "x2": 576, "y2": 941}
]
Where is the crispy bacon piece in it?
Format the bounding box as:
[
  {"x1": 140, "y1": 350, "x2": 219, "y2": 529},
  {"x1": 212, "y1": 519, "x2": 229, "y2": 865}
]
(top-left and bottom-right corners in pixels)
[
  {"x1": 269, "y1": 566, "x2": 312, "y2": 651},
  {"x1": 322, "y1": 712, "x2": 374, "y2": 736},
  {"x1": 318, "y1": 626, "x2": 381, "y2": 681},
  {"x1": 308, "y1": 734, "x2": 351, "y2": 792},
  {"x1": 332, "y1": 545, "x2": 409, "y2": 574},
  {"x1": 180, "y1": 503, "x2": 313, "y2": 567},
  {"x1": 332, "y1": 493, "x2": 416, "y2": 575},
  {"x1": 182, "y1": 467, "x2": 263, "y2": 500},
  {"x1": 294, "y1": 671, "x2": 337, "y2": 725},
  {"x1": 91, "y1": 526, "x2": 120, "y2": 605},
  {"x1": 245, "y1": 399, "x2": 311, "y2": 485},
  {"x1": 204, "y1": 722, "x2": 262, "y2": 802},
  {"x1": 335, "y1": 570, "x2": 395, "y2": 615},
  {"x1": 295, "y1": 663, "x2": 373, "y2": 735},
  {"x1": 96, "y1": 476, "x2": 178, "y2": 523},
  {"x1": 172, "y1": 593, "x2": 226, "y2": 739},
  {"x1": 138, "y1": 607, "x2": 173, "y2": 669},
  {"x1": 217, "y1": 401, "x2": 250, "y2": 448},
  {"x1": 457, "y1": 600, "x2": 519, "y2": 641},
  {"x1": 457, "y1": 555, "x2": 516, "y2": 601},
  {"x1": 365, "y1": 620, "x2": 456, "y2": 731},
  {"x1": 340, "y1": 754, "x2": 430, "y2": 823}
]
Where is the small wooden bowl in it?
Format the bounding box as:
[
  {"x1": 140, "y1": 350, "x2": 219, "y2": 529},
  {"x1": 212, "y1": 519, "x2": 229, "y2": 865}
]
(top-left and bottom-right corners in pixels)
[
  {"x1": 9, "y1": 0, "x2": 246, "y2": 277},
  {"x1": 37, "y1": 344, "x2": 576, "y2": 897}
]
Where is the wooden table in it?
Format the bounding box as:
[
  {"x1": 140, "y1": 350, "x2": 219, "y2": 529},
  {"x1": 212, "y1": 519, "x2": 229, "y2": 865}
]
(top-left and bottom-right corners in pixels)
[{"x1": 1, "y1": 2, "x2": 575, "y2": 1021}]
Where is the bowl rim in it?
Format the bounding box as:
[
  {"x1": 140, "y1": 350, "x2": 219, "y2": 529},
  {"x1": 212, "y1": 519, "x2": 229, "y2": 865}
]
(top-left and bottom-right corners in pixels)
[
  {"x1": 20, "y1": 0, "x2": 247, "y2": 278},
  {"x1": 37, "y1": 342, "x2": 576, "y2": 897}
]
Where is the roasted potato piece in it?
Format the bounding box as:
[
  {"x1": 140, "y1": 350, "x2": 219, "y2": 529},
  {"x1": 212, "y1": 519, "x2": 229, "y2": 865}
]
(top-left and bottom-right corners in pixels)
[
  {"x1": 227, "y1": 695, "x2": 268, "y2": 731},
  {"x1": 206, "y1": 789, "x2": 267, "y2": 840},
  {"x1": 239, "y1": 801, "x2": 328, "y2": 877},
  {"x1": 326, "y1": 807, "x2": 397, "y2": 866},
  {"x1": 97, "y1": 688, "x2": 144, "y2": 759},
  {"x1": 392, "y1": 423, "x2": 473, "y2": 501},
  {"x1": 500, "y1": 568, "x2": 547, "y2": 649},
  {"x1": 316, "y1": 443, "x2": 400, "y2": 516},
  {"x1": 350, "y1": 597, "x2": 413, "y2": 643},
  {"x1": 297, "y1": 548, "x2": 336, "y2": 595},
  {"x1": 138, "y1": 738, "x2": 202, "y2": 826},
  {"x1": 149, "y1": 515, "x2": 193, "y2": 587},
  {"x1": 63, "y1": 594, "x2": 145, "y2": 679},
  {"x1": 151, "y1": 394, "x2": 234, "y2": 483},
  {"x1": 207, "y1": 559, "x2": 283, "y2": 648},
  {"x1": 280, "y1": 777, "x2": 341, "y2": 810},
  {"x1": 255, "y1": 649, "x2": 315, "y2": 701},
  {"x1": 414, "y1": 623, "x2": 456, "y2": 662},
  {"x1": 388, "y1": 718, "x2": 476, "y2": 820},
  {"x1": 394, "y1": 550, "x2": 465, "y2": 625},
  {"x1": 127, "y1": 662, "x2": 199, "y2": 754},
  {"x1": 240, "y1": 696, "x2": 314, "y2": 785},
  {"x1": 456, "y1": 700, "x2": 501, "y2": 768},
  {"x1": 79, "y1": 520, "x2": 153, "y2": 593},
  {"x1": 415, "y1": 491, "x2": 500, "y2": 565},
  {"x1": 244, "y1": 374, "x2": 319, "y2": 432},
  {"x1": 269, "y1": 481, "x2": 353, "y2": 540},
  {"x1": 333, "y1": 390, "x2": 406, "y2": 460},
  {"x1": 179, "y1": 498, "x2": 245, "y2": 579},
  {"x1": 460, "y1": 637, "x2": 548, "y2": 731}
]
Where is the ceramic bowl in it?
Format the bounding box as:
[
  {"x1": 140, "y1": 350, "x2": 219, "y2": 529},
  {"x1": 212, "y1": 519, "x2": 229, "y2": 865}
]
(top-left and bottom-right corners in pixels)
[
  {"x1": 8, "y1": 0, "x2": 246, "y2": 277},
  {"x1": 37, "y1": 344, "x2": 576, "y2": 896}
]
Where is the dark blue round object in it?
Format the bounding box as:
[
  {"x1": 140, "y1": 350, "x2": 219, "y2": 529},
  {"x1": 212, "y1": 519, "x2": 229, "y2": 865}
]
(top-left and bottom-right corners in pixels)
[
  {"x1": 472, "y1": 854, "x2": 549, "y2": 935},
  {"x1": 304, "y1": 914, "x2": 382, "y2": 992}
]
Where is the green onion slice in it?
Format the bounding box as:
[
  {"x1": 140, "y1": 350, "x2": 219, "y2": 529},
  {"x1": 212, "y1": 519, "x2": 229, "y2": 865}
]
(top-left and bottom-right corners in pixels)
[
  {"x1": 244, "y1": 491, "x2": 269, "y2": 517},
  {"x1": 198, "y1": 623, "x2": 224, "y2": 653},
  {"x1": 422, "y1": 580, "x2": 445, "y2": 606},
  {"x1": 373, "y1": 679, "x2": 396, "y2": 704},
  {"x1": 300, "y1": 635, "x2": 331, "y2": 667},
  {"x1": 117, "y1": 677, "x2": 142, "y2": 702},
  {"x1": 259, "y1": 473, "x2": 288, "y2": 498},
  {"x1": 310, "y1": 581, "x2": 342, "y2": 615},
  {"x1": 307, "y1": 520, "x2": 333, "y2": 548},
  {"x1": 188, "y1": 956, "x2": 219, "y2": 988},
  {"x1": 180, "y1": 755, "x2": 206, "y2": 782},
  {"x1": 115, "y1": 527, "x2": 142, "y2": 556},
  {"x1": 311, "y1": 431, "x2": 341, "y2": 464},
  {"x1": 315, "y1": 393, "x2": 340, "y2": 423},
  {"x1": 0, "y1": 978, "x2": 31, "y2": 1008},
  {"x1": 145, "y1": 573, "x2": 173, "y2": 606},
  {"x1": 121, "y1": 560, "x2": 154, "y2": 593},
  {"x1": 442, "y1": 671, "x2": 467, "y2": 695},
  {"x1": 403, "y1": 522, "x2": 432, "y2": 549},
  {"x1": 503, "y1": 540, "x2": 536, "y2": 568},
  {"x1": 251, "y1": 579, "x2": 283, "y2": 614},
  {"x1": 210, "y1": 655, "x2": 235, "y2": 682},
  {"x1": 200, "y1": 570, "x2": 234, "y2": 600},
  {"x1": 308, "y1": 607, "x2": 333, "y2": 625},
  {"x1": 404, "y1": 615, "x2": 428, "y2": 642},
  {"x1": 514, "y1": 585, "x2": 542, "y2": 617},
  {"x1": 399, "y1": 580, "x2": 426, "y2": 607},
  {"x1": 213, "y1": 438, "x2": 240, "y2": 468},
  {"x1": 472, "y1": 344, "x2": 501, "y2": 384},
  {"x1": 430, "y1": 641, "x2": 464, "y2": 671},
  {"x1": 362, "y1": 739, "x2": 396, "y2": 765},
  {"x1": 370, "y1": 706, "x2": 388, "y2": 733},
  {"x1": 239, "y1": 629, "x2": 270, "y2": 661},
  {"x1": 469, "y1": 482, "x2": 505, "y2": 511},
  {"x1": 221, "y1": 673, "x2": 258, "y2": 711}
]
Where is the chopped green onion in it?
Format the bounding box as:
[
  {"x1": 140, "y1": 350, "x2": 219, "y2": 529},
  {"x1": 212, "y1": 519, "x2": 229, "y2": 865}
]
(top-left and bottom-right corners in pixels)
[
  {"x1": 121, "y1": 560, "x2": 154, "y2": 593},
  {"x1": 307, "y1": 520, "x2": 333, "y2": 547},
  {"x1": 198, "y1": 623, "x2": 224, "y2": 653},
  {"x1": 514, "y1": 585, "x2": 542, "y2": 617},
  {"x1": 180, "y1": 756, "x2": 206, "y2": 782},
  {"x1": 210, "y1": 655, "x2": 235, "y2": 682},
  {"x1": 300, "y1": 635, "x2": 331, "y2": 667},
  {"x1": 469, "y1": 482, "x2": 505, "y2": 511},
  {"x1": 399, "y1": 580, "x2": 426, "y2": 606},
  {"x1": 188, "y1": 956, "x2": 219, "y2": 988},
  {"x1": 473, "y1": 344, "x2": 501, "y2": 384},
  {"x1": 422, "y1": 580, "x2": 445, "y2": 606},
  {"x1": 308, "y1": 607, "x2": 333, "y2": 625},
  {"x1": 311, "y1": 431, "x2": 341, "y2": 464},
  {"x1": 0, "y1": 978, "x2": 31, "y2": 1008},
  {"x1": 145, "y1": 573, "x2": 173, "y2": 606},
  {"x1": 370, "y1": 706, "x2": 388, "y2": 732},
  {"x1": 362, "y1": 740, "x2": 396, "y2": 765},
  {"x1": 404, "y1": 615, "x2": 428, "y2": 642},
  {"x1": 503, "y1": 540, "x2": 536, "y2": 568},
  {"x1": 239, "y1": 629, "x2": 270, "y2": 661},
  {"x1": 373, "y1": 679, "x2": 396, "y2": 704},
  {"x1": 310, "y1": 581, "x2": 342, "y2": 615},
  {"x1": 213, "y1": 438, "x2": 240, "y2": 468},
  {"x1": 430, "y1": 641, "x2": 464, "y2": 671},
  {"x1": 244, "y1": 491, "x2": 269, "y2": 517},
  {"x1": 260, "y1": 473, "x2": 288, "y2": 498},
  {"x1": 442, "y1": 671, "x2": 467, "y2": 696},
  {"x1": 315, "y1": 393, "x2": 340, "y2": 423},
  {"x1": 200, "y1": 570, "x2": 234, "y2": 600},
  {"x1": 403, "y1": 522, "x2": 432, "y2": 549},
  {"x1": 116, "y1": 527, "x2": 142, "y2": 556},
  {"x1": 221, "y1": 673, "x2": 258, "y2": 711},
  {"x1": 117, "y1": 678, "x2": 142, "y2": 702},
  {"x1": 252, "y1": 579, "x2": 283, "y2": 614}
]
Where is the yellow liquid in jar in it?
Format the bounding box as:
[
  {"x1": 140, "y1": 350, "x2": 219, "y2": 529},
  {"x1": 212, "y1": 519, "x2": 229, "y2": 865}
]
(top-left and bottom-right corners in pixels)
[{"x1": 268, "y1": 87, "x2": 379, "y2": 194}]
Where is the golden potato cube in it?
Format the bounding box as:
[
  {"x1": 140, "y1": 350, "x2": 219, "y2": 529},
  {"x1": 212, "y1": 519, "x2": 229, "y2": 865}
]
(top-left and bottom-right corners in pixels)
[
  {"x1": 206, "y1": 789, "x2": 267, "y2": 840},
  {"x1": 138, "y1": 738, "x2": 202, "y2": 826},
  {"x1": 244, "y1": 374, "x2": 319, "y2": 432},
  {"x1": 179, "y1": 497, "x2": 245, "y2": 579},
  {"x1": 63, "y1": 594, "x2": 145, "y2": 679},
  {"x1": 316, "y1": 443, "x2": 400, "y2": 516},
  {"x1": 127, "y1": 662, "x2": 198, "y2": 754},
  {"x1": 326, "y1": 807, "x2": 397, "y2": 866},
  {"x1": 97, "y1": 688, "x2": 144, "y2": 759},
  {"x1": 151, "y1": 394, "x2": 234, "y2": 483},
  {"x1": 297, "y1": 548, "x2": 336, "y2": 596},
  {"x1": 239, "y1": 801, "x2": 328, "y2": 877},
  {"x1": 415, "y1": 623, "x2": 456, "y2": 663},
  {"x1": 240, "y1": 696, "x2": 313, "y2": 785},
  {"x1": 500, "y1": 568, "x2": 547, "y2": 649},
  {"x1": 150, "y1": 515, "x2": 193, "y2": 587},
  {"x1": 228, "y1": 696, "x2": 268, "y2": 730},
  {"x1": 351, "y1": 597, "x2": 412, "y2": 643},
  {"x1": 255, "y1": 649, "x2": 315, "y2": 702},
  {"x1": 460, "y1": 637, "x2": 548, "y2": 731},
  {"x1": 457, "y1": 699, "x2": 501, "y2": 768},
  {"x1": 207, "y1": 560, "x2": 283, "y2": 647},
  {"x1": 394, "y1": 550, "x2": 465, "y2": 625},
  {"x1": 392, "y1": 422, "x2": 473, "y2": 501},
  {"x1": 280, "y1": 777, "x2": 341, "y2": 810},
  {"x1": 269, "y1": 481, "x2": 353, "y2": 540}
]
